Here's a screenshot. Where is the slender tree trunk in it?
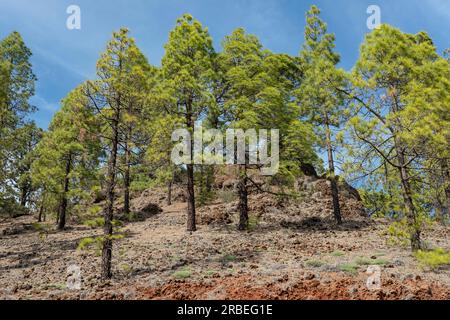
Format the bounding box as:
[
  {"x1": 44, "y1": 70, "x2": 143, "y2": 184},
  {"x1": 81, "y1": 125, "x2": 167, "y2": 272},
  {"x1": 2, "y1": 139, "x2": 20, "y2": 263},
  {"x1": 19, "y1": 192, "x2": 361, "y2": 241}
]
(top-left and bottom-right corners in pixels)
[
  {"x1": 58, "y1": 153, "x2": 72, "y2": 231},
  {"x1": 324, "y1": 121, "x2": 342, "y2": 224},
  {"x1": 38, "y1": 188, "x2": 46, "y2": 222},
  {"x1": 19, "y1": 187, "x2": 28, "y2": 207},
  {"x1": 185, "y1": 101, "x2": 196, "y2": 232},
  {"x1": 436, "y1": 199, "x2": 446, "y2": 225},
  {"x1": 167, "y1": 171, "x2": 174, "y2": 206},
  {"x1": 38, "y1": 202, "x2": 44, "y2": 223},
  {"x1": 102, "y1": 113, "x2": 119, "y2": 280},
  {"x1": 123, "y1": 143, "x2": 131, "y2": 216},
  {"x1": 394, "y1": 141, "x2": 421, "y2": 251},
  {"x1": 441, "y1": 160, "x2": 450, "y2": 224},
  {"x1": 206, "y1": 166, "x2": 214, "y2": 194},
  {"x1": 186, "y1": 163, "x2": 196, "y2": 231},
  {"x1": 237, "y1": 165, "x2": 249, "y2": 231},
  {"x1": 383, "y1": 161, "x2": 395, "y2": 204},
  {"x1": 55, "y1": 201, "x2": 60, "y2": 225}
]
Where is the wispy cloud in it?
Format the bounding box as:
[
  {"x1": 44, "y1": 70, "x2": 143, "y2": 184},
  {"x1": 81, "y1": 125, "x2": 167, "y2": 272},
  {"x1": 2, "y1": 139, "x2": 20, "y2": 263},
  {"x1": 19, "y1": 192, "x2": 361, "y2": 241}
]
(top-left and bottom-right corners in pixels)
[
  {"x1": 30, "y1": 95, "x2": 59, "y2": 112},
  {"x1": 33, "y1": 45, "x2": 91, "y2": 80},
  {"x1": 1, "y1": 0, "x2": 447, "y2": 129}
]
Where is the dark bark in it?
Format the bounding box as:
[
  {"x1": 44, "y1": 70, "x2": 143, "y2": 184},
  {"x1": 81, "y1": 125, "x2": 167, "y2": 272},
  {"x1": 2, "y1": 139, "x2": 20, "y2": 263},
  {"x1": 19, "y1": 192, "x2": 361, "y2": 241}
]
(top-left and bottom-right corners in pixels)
[
  {"x1": 123, "y1": 144, "x2": 131, "y2": 216},
  {"x1": 436, "y1": 199, "x2": 447, "y2": 225},
  {"x1": 394, "y1": 141, "x2": 422, "y2": 251},
  {"x1": 206, "y1": 166, "x2": 214, "y2": 193},
  {"x1": 19, "y1": 187, "x2": 28, "y2": 207},
  {"x1": 185, "y1": 99, "x2": 196, "y2": 232},
  {"x1": 441, "y1": 160, "x2": 450, "y2": 224},
  {"x1": 167, "y1": 171, "x2": 174, "y2": 206},
  {"x1": 300, "y1": 163, "x2": 318, "y2": 178},
  {"x1": 58, "y1": 153, "x2": 72, "y2": 231},
  {"x1": 186, "y1": 163, "x2": 196, "y2": 231},
  {"x1": 102, "y1": 111, "x2": 120, "y2": 280},
  {"x1": 237, "y1": 166, "x2": 249, "y2": 231},
  {"x1": 325, "y1": 122, "x2": 342, "y2": 225},
  {"x1": 38, "y1": 202, "x2": 44, "y2": 223}
]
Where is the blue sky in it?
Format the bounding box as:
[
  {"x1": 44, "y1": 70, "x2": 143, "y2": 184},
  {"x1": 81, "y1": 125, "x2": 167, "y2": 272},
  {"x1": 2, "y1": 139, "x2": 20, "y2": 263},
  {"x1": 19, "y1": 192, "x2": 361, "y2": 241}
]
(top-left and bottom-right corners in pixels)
[{"x1": 1, "y1": 0, "x2": 449, "y2": 129}]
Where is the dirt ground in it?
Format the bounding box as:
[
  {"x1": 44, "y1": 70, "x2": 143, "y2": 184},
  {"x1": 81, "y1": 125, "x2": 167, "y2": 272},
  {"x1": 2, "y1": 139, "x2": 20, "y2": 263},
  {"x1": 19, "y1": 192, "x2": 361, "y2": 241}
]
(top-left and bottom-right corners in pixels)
[{"x1": 0, "y1": 200, "x2": 449, "y2": 300}]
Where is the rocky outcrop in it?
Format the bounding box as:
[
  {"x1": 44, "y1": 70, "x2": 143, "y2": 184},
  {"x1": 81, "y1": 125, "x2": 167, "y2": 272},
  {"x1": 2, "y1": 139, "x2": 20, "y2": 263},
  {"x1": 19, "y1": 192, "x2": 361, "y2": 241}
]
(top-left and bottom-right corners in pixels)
[{"x1": 198, "y1": 174, "x2": 366, "y2": 226}]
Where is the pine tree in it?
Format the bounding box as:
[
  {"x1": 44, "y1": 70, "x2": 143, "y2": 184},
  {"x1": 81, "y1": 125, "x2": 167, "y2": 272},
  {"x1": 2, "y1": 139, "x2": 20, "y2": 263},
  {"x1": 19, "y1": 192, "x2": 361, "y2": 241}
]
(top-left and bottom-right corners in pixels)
[
  {"x1": 143, "y1": 112, "x2": 181, "y2": 206},
  {"x1": 31, "y1": 85, "x2": 101, "y2": 230},
  {"x1": 218, "y1": 28, "x2": 318, "y2": 230},
  {"x1": 296, "y1": 6, "x2": 347, "y2": 224},
  {"x1": 0, "y1": 32, "x2": 37, "y2": 212},
  {"x1": 83, "y1": 28, "x2": 151, "y2": 279},
  {"x1": 120, "y1": 42, "x2": 154, "y2": 217},
  {"x1": 158, "y1": 14, "x2": 215, "y2": 232},
  {"x1": 346, "y1": 25, "x2": 449, "y2": 250},
  {"x1": 262, "y1": 52, "x2": 319, "y2": 182},
  {"x1": 0, "y1": 31, "x2": 36, "y2": 127},
  {"x1": 219, "y1": 28, "x2": 267, "y2": 230},
  {"x1": 399, "y1": 34, "x2": 450, "y2": 224},
  {"x1": 12, "y1": 123, "x2": 42, "y2": 208}
]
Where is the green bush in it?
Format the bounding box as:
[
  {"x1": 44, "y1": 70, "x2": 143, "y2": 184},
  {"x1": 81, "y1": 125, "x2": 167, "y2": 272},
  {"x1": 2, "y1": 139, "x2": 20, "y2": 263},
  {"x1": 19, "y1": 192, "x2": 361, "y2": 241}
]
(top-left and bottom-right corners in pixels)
[
  {"x1": 83, "y1": 217, "x2": 105, "y2": 228},
  {"x1": 77, "y1": 237, "x2": 99, "y2": 250},
  {"x1": 172, "y1": 268, "x2": 191, "y2": 279},
  {"x1": 386, "y1": 219, "x2": 412, "y2": 247},
  {"x1": 355, "y1": 256, "x2": 389, "y2": 266},
  {"x1": 248, "y1": 215, "x2": 259, "y2": 231},
  {"x1": 330, "y1": 250, "x2": 345, "y2": 257},
  {"x1": 77, "y1": 234, "x2": 124, "y2": 252},
  {"x1": 386, "y1": 216, "x2": 431, "y2": 248},
  {"x1": 414, "y1": 248, "x2": 450, "y2": 270},
  {"x1": 83, "y1": 217, "x2": 123, "y2": 228},
  {"x1": 0, "y1": 197, "x2": 28, "y2": 218},
  {"x1": 339, "y1": 263, "x2": 359, "y2": 274}
]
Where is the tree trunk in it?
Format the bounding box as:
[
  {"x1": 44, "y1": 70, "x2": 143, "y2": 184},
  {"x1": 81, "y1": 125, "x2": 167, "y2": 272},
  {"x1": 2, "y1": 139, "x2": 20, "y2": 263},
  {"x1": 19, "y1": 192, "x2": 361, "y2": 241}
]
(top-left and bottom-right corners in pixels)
[
  {"x1": 436, "y1": 199, "x2": 446, "y2": 225},
  {"x1": 186, "y1": 163, "x2": 196, "y2": 231},
  {"x1": 325, "y1": 122, "x2": 342, "y2": 225},
  {"x1": 58, "y1": 154, "x2": 72, "y2": 231},
  {"x1": 185, "y1": 101, "x2": 196, "y2": 232},
  {"x1": 55, "y1": 200, "x2": 60, "y2": 225},
  {"x1": 167, "y1": 171, "x2": 174, "y2": 206},
  {"x1": 206, "y1": 166, "x2": 214, "y2": 193},
  {"x1": 237, "y1": 166, "x2": 249, "y2": 231},
  {"x1": 123, "y1": 145, "x2": 131, "y2": 216},
  {"x1": 394, "y1": 141, "x2": 421, "y2": 251},
  {"x1": 19, "y1": 187, "x2": 28, "y2": 207},
  {"x1": 38, "y1": 202, "x2": 44, "y2": 223},
  {"x1": 441, "y1": 160, "x2": 450, "y2": 224},
  {"x1": 102, "y1": 114, "x2": 119, "y2": 280}
]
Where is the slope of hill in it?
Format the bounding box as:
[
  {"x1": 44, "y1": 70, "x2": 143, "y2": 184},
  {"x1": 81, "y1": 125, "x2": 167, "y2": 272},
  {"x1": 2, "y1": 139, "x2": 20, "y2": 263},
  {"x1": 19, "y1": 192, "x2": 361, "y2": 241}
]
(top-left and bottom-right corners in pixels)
[{"x1": 0, "y1": 176, "x2": 449, "y2": 300}]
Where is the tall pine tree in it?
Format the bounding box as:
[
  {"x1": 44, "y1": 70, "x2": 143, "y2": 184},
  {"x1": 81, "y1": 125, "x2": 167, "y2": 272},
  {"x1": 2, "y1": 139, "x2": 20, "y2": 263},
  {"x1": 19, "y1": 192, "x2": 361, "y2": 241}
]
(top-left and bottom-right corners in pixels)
[
  {"x1": 158, "y1": 14, "x2": 215, "y2": 232},
  {"x1": 296, "y1": 6, "x2": 347, "y2": 224}
]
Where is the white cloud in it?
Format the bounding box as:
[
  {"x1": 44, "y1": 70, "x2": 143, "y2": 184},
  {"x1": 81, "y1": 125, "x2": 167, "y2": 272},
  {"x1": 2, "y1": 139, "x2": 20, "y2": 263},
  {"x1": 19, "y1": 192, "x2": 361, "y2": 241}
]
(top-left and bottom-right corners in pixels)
[{"x1": 33, "y1": 45, "x2": 91, "y2": 79}]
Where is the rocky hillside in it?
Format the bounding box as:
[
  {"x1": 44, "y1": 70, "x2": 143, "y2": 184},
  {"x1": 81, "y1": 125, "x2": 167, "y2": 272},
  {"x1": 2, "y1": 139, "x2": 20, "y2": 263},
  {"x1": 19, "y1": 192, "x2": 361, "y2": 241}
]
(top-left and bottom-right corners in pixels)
[{"x1": 0, "y1": 174, "x2": 449, "y2": 300}]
